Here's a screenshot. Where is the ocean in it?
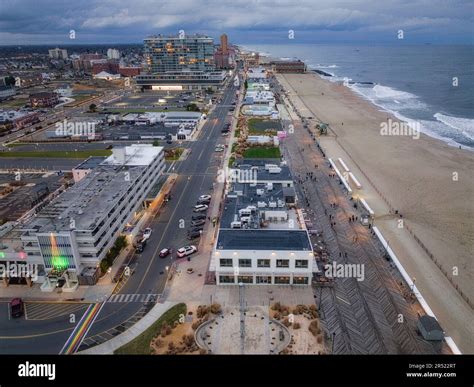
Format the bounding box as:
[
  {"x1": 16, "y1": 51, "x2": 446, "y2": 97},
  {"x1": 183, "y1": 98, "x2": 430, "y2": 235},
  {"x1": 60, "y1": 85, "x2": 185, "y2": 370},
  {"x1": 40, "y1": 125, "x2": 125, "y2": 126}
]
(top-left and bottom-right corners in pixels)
[{"x1": 241, "y1": 44, "x2": 474, "y2": 149}]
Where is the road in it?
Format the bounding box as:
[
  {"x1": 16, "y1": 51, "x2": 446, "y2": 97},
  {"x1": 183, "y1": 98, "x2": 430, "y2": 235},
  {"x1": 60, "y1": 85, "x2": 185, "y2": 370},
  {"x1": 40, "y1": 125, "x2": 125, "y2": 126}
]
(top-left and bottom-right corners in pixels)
[{"x1": 0, "y1": 79, "x2": 238, "y2": 354}]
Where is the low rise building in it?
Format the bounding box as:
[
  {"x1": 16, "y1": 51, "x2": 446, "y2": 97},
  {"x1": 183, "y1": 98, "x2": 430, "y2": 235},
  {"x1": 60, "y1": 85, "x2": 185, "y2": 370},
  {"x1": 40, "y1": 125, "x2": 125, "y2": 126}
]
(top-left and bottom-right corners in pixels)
[
  {"x1": 212, "y1": 160, "x2": 312, "y2": 285},
  {"x1": 0, "y1": 110, "x2": 40, "y2": 130},
  {"x1": 136, "y1": 71, "x2": 227, "y2": 91},
  {"x1": 270, "y1": 59, "x2": 306, "y2": 73},
  {"x1": 29, "y1": 92, "x2": 59, "y2": 108}
]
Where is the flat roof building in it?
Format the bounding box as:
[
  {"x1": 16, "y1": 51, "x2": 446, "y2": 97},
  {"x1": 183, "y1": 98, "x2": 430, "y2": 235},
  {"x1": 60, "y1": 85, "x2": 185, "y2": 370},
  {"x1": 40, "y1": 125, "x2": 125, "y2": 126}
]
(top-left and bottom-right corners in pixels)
[
  {"x1": 19, "y1": 144, "x2": 165, "y2": 290},
  {"x1": 212, "y1": 159, "x2": 313, "y2": 286}
]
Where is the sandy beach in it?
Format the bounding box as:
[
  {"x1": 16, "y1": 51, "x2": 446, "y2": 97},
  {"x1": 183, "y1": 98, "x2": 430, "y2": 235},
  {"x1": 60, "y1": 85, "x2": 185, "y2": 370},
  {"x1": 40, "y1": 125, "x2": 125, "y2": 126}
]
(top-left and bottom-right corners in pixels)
[{"x1": 277, "y1": 73, "x2": 474, "y2": 353}]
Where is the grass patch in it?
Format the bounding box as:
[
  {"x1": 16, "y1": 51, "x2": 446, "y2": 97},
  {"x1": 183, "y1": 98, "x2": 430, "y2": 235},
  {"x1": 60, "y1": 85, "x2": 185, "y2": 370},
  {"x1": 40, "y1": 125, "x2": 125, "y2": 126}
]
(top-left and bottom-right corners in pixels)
[
  {"x1": 0, "y1": 99, "x2": 29, "y2": 108},
  {"x1": 243, "y1": 146, "x2": 281, "y2": 159},
  {"x1": 114, "y1": 303, "x2": 187, "y2": 355},
  {"x1": 234, "y1": 129, "x2": 241, "y2": 138},
  {"x1": 0, "y1": 150, "x2": 112, "y2": 158},
  {"x1": 228, "y1": 156, "x2": 235, "y2": 167}
]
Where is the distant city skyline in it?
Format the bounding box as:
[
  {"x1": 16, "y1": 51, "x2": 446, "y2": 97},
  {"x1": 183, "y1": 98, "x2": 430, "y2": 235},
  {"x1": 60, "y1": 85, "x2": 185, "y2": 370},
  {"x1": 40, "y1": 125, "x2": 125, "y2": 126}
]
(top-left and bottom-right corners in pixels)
[{"x1": 0, "y1": 0, "x2": 472, "y2": 45}]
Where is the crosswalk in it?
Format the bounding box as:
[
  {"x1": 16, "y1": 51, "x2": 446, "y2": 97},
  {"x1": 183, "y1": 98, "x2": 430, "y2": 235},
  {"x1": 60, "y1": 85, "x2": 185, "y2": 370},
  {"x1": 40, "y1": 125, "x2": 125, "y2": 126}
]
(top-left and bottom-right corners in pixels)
[
  {"x1": 25, "y1": 302, "x2": 90, "y2": 321},
  {"x1": 106, "y1": 293, "x2": 161, "y2": 303}
]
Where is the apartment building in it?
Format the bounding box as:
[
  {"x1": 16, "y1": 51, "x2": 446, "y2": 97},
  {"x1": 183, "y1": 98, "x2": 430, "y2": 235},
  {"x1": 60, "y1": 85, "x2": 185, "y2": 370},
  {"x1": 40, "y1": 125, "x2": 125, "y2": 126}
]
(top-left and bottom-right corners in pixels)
[{"x1": 19, "y1": 145, "x2": 165, "y2": 290}]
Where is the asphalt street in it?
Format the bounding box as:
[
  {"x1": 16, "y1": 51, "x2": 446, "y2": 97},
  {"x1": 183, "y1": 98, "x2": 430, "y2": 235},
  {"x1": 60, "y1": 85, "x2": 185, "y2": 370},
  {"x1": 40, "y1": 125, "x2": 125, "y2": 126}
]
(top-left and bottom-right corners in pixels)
[{"x1": 0, "y1": 79, "x2": 238, "y2": 354}]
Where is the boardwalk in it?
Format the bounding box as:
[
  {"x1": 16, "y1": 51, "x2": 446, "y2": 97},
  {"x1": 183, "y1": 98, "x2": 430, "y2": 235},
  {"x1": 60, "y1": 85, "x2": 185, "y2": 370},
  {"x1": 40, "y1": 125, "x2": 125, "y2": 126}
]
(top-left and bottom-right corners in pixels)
[{"x1": 281, "y1": 120, "x2": 449, "y2": 354}]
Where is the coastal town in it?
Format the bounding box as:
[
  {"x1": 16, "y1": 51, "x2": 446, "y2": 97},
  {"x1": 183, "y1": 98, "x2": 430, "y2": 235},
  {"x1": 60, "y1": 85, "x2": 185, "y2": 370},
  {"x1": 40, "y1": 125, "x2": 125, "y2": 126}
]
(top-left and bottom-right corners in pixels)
[
  {"x1": 0, "y1": 31, "x2": 471, "y2": 363},
  {"x1": 5, "y1": 16, "x2": 474, "y2": 387}
]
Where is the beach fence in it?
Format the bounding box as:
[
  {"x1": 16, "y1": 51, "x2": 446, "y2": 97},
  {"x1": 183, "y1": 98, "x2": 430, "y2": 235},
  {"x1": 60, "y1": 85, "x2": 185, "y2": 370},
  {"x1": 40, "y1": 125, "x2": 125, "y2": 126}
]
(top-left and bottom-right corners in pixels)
[
  {"x1": 332, "y1": 137, "x2": 472, "y2": 310},
  {"x1": 283, "y1": 79, "x2": 472, "y2": 311}
]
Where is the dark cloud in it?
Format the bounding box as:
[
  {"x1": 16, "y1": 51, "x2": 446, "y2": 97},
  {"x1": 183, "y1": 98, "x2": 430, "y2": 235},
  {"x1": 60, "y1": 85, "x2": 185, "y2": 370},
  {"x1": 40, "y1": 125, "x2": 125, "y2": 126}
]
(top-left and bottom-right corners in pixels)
[{"x1": 0, "y1": 0, "x2": 472, "y2": 44}]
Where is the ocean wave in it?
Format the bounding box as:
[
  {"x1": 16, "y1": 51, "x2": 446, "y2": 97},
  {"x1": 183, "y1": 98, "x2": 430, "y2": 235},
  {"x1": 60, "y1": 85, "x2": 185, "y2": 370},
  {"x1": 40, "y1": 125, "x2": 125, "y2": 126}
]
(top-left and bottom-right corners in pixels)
[
  {"x1": 316, "y1": 64, "x2": 339, "y2": 68},
  {"x1": 373, "y1": 84, "x2": 418, "y2": 100},
  {"x1": 434, "y1": 113, "x2": 474, "y2": 141}
]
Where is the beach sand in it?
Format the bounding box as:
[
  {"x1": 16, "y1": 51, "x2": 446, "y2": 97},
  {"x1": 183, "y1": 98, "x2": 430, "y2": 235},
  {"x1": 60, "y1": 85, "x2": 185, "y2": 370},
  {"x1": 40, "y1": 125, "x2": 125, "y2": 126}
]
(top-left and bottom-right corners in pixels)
[{"x1": 277, "y1": 73, "x2": 474, "y2": 353}]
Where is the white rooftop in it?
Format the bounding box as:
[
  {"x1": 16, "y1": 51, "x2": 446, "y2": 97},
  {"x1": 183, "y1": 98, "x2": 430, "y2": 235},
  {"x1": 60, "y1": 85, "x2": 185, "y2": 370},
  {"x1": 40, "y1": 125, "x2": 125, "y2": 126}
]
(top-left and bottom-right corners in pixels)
[{"x1": 101, "y1": 144, "x2": 163, "y2": 166}]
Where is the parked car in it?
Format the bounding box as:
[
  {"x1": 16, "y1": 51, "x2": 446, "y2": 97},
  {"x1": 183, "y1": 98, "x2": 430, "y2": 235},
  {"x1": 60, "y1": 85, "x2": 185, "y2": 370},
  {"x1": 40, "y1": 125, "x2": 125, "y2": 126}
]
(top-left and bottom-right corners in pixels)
[
  {"x1": 193, "y1": 204, "x2": 208, "y2": 212},
  {"x1": 135, "y1": 239, "x2": 147, "y2": 253},
  {"x1": 159, "y1": 248, "x2": 171, "y2": 258},
  {"x1": 176, "y1": 245, "x2": 197, "y2": 258},
  {"x1": 10, "y1": 298, "x2": 23, "y2": 318},
  {"x1": 143, "y1": 228, "x2": 152, "y2": 238},
  {"x1": 189, "y1": 226, "x2": 204, "y2": 233},
  {"x1": 197, "y1": 198, "x2": 211, "y2": 205},
  {"x1": 199, "y1": 195, "x2": 211, "y2": 201},
  {"x1": 191, "y1": 219, "x2": 206, "y2": 227},
  {"x1": 187, "y1": 231, "x2": 201, "y2": 240}
]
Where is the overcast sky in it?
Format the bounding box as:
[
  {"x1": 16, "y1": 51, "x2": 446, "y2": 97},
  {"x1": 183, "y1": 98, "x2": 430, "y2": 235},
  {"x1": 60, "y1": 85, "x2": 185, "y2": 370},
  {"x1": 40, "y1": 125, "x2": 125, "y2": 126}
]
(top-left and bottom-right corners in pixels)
[{"x1": 0, "y1": 0, "x2": 472, "y2": 45}]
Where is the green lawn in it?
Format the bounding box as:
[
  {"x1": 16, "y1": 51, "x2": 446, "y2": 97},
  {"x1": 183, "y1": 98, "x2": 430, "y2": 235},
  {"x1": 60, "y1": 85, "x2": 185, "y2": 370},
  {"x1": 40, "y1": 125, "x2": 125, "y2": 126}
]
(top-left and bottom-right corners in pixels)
[
  {"x1": 0, "y1": 150, "x2": 112, "y2": 158},
  {"x1": 243, "y1": 146, "x2": 281, "y2": 159},
  {"x1": 114, "y1": 303, "x2": 187, "y2": 355}
]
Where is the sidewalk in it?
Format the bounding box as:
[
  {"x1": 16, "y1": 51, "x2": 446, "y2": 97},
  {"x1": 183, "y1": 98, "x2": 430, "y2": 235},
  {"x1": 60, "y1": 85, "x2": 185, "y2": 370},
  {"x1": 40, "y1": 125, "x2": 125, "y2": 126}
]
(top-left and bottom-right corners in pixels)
[{"x1": 79, "y1": 301, "x2": 178, "y2": 354}]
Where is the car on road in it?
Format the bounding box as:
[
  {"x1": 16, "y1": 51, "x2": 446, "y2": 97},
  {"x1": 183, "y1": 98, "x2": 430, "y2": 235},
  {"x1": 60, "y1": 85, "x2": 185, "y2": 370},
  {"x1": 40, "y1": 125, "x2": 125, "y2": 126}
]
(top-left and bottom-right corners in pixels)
[
  {"x1": 189, "y1": 226, "x2": 204, "y2": 233},
  {"x1": 192, "y1": 214, "x2": 206, "y2": 221},
  {"x1": 197, "y1": 197, "x2": 211, "y2": 205},
  {"x1": 135, "y1": 239, "x2": 147, "y2": 253},
  {"x1": 159, "y1": 248, "x2": 171, "y2": 258},
  {"x1": 199, "y1": 195, "x2": 211, "y2": 201},
  {"x1": 187, "y1": 231, "x2": 201, "y2": 240},
  {"x1": 176, "y1": 245, "x2": 198, "y2": 258},
  {"x1": 193, "y1": 204, "x2": 208, "y2": 213},
  {"x1": 215, "y1": 146, "x2": 224, "y2": 152},
  {"x1": 10, "y1": 298, "x2": 24, "y2": 318},
  {"x1": 143, "y1": 228, "x2": 152, "y2": 238},
  {"x1": 191, "y1": 219, "x2": 206, "y2": 227}
]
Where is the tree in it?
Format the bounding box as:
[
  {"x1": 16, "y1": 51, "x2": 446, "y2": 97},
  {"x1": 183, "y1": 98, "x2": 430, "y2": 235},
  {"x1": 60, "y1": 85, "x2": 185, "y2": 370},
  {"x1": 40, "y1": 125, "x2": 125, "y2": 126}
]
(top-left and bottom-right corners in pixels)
[
  {"x1": 4, "y1": 76, "x2": 15, "y2": 87},
  {"x1": 152, "y1": 140, "x2": 160, "y2": 147},
  {"x1": 89, "y1": 103, "x2": 97, "y2": 112},
  {"x1": 186, "y1": 103, "x2": 200, "y2": 112},
  {"x1": 244, "y1": 80, "x2": 248, "y2": 89}
]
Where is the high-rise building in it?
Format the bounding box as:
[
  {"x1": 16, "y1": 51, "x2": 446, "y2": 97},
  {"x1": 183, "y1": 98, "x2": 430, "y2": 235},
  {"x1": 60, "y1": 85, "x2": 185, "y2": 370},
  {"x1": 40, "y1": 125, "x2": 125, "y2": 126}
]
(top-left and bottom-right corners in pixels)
[
  {"x1": 143, "y1": 34, "x2": 215, "y2": 73},
  {"x1": 48, "y1": 48, "x2": 68, "y2": 60},
  {"x1": 107, "y1": 48, "x2": 121, "y2": 60},
  {"x1": 220, "y1": 34, "x2": 228, "y2": 54}
]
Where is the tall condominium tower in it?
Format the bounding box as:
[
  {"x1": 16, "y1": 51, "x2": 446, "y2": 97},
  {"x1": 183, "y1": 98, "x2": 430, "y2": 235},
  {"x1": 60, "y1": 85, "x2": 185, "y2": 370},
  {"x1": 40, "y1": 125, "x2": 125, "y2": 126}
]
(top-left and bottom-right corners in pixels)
[{"x1": 143, "y1": 34, "x2": 215, "y2": 73}]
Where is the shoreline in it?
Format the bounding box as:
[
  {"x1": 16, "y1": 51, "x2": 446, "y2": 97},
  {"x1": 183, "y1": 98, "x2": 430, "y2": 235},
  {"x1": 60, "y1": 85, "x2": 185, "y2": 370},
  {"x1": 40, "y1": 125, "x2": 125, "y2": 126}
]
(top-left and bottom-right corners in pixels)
[{"x1": 277, "y1": 71, "x2": 474, "y2": 353}]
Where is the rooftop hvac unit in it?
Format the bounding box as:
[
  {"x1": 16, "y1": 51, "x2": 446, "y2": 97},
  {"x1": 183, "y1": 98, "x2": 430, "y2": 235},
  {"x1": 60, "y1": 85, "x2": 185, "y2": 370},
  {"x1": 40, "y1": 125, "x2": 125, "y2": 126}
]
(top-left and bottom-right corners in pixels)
[
  {"x1": 231, "y1": 221, "x2": 242, "y2": 228},
  {"x1": 269, "y1": 202, "x2": 277, "y2": 208},
  {"x1": 277, "y1": 200, "x2": 285, "y2": 207},
  {"x1": 256, "y1": 188, "x2": 264, "y2": 196},
  {"x1": 247, "y1": 206, "x2": 257, "y2": 212},
  {"x1": 239, "y1": 208, "x2": 251, "y2": 217},
  {"x1": 268, "y1": 167, "x2": 282, "y2": 174},
  {"x1": 257, "y1": 201, "x2": 267, "y2": 208},
  {"x1": 267, "y1": 183, "x2": 273, "y2": 191},
  {"x1": 240, "y1": 216, "x2": 250, "y2": 223},
  {"x1": 265, "y1": 164, "x2": 278, "y2": 170}
]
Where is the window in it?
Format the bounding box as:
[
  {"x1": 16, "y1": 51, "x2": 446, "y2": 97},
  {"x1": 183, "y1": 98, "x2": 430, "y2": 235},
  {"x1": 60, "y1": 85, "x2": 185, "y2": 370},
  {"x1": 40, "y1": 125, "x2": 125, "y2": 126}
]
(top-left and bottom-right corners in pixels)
[
  {"x1": 293, "y1": 276, "x2": 309, "y2": 285},
  {"x1": 238, "y1": 259, "x2": 252, "y2": 268},
  {"x1": 237, "y1": 275, "x2": 253, "y2": 284},
  {"x1": 276, "y1": 259, "x2": 289, "y2": 268},
  {"x1": 220, "y1": 259, "x2": 233, "y2": 267},
  {"x1": 256, "y1": 276, "x2": 272, "y2": 284},
  {"x1": 257, "y1": 259, "x2": 270, "y2": 268},
  {"x1": 295, "y1": 260, "x2": 308, "y2": 269},
  {"x1": 219, "y1": 275, "x2": 235, "y2": 284},
  {"x1": 274, "y1": 276, "x2": 290, "y2": 284}
]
